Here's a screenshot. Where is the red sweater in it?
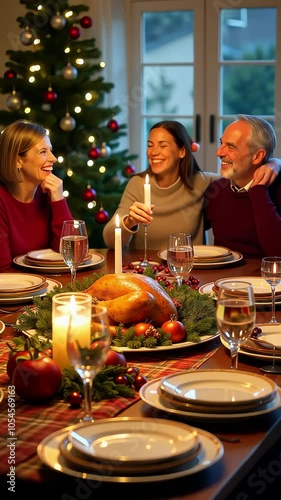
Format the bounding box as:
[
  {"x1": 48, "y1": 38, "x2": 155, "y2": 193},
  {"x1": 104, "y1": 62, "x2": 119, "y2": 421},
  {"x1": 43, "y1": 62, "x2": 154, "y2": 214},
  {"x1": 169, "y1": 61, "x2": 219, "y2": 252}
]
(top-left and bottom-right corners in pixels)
[
  {"x1": 204, "y1": 177, "x2": 281, "y2": 258},
  {"x1": 0, "y1": 183, "x2": 73, "y2": 271}
]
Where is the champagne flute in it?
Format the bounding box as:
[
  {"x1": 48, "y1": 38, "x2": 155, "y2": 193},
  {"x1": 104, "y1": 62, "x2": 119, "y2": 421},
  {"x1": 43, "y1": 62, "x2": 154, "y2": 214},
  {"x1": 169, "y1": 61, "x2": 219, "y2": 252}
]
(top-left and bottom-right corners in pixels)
[
  {"x1": 261, "y1": 256, "x2": 281, "y2": 324},
  {"x1": 67, "y1": 305, "x2": 111, "y2": 423},
  {"x1": 216, "y1": 281, "x2": 256, "y2": 369},
  {"x1": 60, "y1": 220, "x2": 88, "y2": 287},
  {"x1": 167, "y1": 233, "x2": 194, "y2": 286}
]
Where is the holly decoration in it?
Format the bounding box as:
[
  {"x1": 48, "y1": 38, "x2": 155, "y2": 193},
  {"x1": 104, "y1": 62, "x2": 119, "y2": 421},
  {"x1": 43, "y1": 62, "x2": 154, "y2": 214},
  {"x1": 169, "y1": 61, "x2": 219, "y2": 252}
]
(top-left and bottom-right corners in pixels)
[
  {"x1": 107, "y1": 118, "x2": 120, "y2": 132},
  {"x1": 80, "y1": 16, "x2": 93, "y2": 29},
  {"x1": 82, "y1": 185, "x2": 96, "y2": 202},
  {"x1": 123, "y1": 162, "x2": 136, "y2": 177},
  {"x1": 4, "y1": 69, "x2": 16, "y2": 79},
  {"x1": 95, "y1": 207, "x2": 109, "y2": 224},
  {"x1": 88, "y1": 146, "x2": 100, "y2": 160},
  {"x1": 68, "y1": 25, "x2": 81, "y2": 40},
  {"x1": 43, "y1": 87, "x2": 58, "y2": 104}
]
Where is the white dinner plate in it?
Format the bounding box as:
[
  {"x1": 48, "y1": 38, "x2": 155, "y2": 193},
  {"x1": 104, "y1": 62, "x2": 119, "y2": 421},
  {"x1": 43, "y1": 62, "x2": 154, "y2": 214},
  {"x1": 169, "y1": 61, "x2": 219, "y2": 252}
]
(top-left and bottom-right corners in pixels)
[
  {"x1": 158, "y1": 250, "x2": 243, "y2": 268},
  {"x1": 0, "y1": 320, "x2": 5, "y2": 334},
  {"x1": 0, "y1": 278, "x2": 62, "y2": 304},
  {"x1": 0, "y1": 273, "x2": 46, "y2": 293},
  {"x1": 222, "y1": 324, "x2": 281, "y2": 361},
  {"x1": 68, "y1": 418, "x2": 199, "y2": 464},
  {"x1": 139, "y1": 378, "x2": 281, "y2": 422},
  {"x1": 214, "y1": 276, "x2": 281, "y2": 297},
  {"x1": 192, "y1": 245, "x2": 232, "y2": 260},
  {"x1": 199, "y1": 282, "x2": 281, "y2": 307},
  {"x1": 37, "y1": 422, "x2": 224, "y2": 483},
  {"x1": 159, "y1": 370, "x2": 277, "y2": 407},
  {"x1": 13, "y1": 252, "x2": 105, "y2": 274}
]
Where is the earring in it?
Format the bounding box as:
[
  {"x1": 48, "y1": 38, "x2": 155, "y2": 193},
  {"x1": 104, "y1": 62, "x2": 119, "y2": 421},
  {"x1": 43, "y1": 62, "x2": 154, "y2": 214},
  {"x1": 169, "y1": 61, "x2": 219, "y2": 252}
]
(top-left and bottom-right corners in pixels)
[{"x1": 17, "y1": 167, "x2": 21, "y2": 173}]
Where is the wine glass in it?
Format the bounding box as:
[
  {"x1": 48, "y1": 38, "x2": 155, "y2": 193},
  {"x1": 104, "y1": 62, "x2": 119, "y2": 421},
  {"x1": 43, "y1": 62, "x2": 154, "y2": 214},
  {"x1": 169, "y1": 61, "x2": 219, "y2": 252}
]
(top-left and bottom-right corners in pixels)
[
  {"x1": 67, "y1": 305, "x2": 111, "y2": 422},
  {"x1": 167, "y1": 233, "x2": 194, "y2": 286},
  {"x1": 260, "y1": 256, "x2": 281, "y2": 324},
  {"x1": 216, "y1": 281, "x2": 256, "y2": 369},
  {"x1": 60, "y1": 220, "x2": 88, "y2": 287}
]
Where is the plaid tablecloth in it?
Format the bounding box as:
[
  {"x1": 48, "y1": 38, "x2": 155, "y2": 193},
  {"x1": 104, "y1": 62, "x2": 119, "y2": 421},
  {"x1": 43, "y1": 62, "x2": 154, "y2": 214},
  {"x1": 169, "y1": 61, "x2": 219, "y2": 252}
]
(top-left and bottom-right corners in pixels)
[{"x1": 0, "y1": 336, "x2": 220, "y2": 482}]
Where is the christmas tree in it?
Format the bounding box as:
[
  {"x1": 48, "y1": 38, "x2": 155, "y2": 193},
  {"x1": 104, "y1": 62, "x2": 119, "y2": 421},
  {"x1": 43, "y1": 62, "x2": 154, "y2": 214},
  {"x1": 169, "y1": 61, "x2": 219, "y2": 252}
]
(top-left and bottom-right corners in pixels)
[{"x1": 0, "y1": 0, "x2": 137, "y2": 247}]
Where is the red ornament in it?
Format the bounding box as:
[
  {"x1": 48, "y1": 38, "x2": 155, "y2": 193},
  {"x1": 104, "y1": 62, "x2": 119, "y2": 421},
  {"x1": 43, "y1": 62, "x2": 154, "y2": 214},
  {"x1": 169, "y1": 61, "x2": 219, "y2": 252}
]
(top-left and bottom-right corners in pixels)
[
  {"x1": 68, "y1": 25, "x2": 81, "y2": 40},
  {"x1": 88, "y1": 146, "x2": 101, "y2": 160},
  {"x1": 107, "y1": 118, "x2": 120, "y2": 132},
  {"x1": 80, "y1": 16, "x2": 93, "y2": 29},
  {"x1": 82, "y1": 185, "x2": 96, "y2": 202},
  {"x1": 4, "y1": 69, "x2": 17, "y2": 79},
  {"x1": 123, "y1": 162, "x2": 136, "y2": 177},
  {"x1": 191, "y1": 141, "x2": 200, "y2": 152},
  {"x1": 95, "y1": 208, "x2": 109, "y2": 224},
  {"x1": 69, "y1": 391, "x2": 83, "y2": 408},
  {"x1": 43, "y1": 88, "x2": 58, "y2": 104}
]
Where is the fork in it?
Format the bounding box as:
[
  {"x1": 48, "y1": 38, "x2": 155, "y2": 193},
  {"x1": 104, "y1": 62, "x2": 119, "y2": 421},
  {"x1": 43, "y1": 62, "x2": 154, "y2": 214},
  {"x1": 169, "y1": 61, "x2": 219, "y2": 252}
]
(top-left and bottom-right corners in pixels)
[{"x1": 0, "y1": 307, "x2": 24, "y2": 314}]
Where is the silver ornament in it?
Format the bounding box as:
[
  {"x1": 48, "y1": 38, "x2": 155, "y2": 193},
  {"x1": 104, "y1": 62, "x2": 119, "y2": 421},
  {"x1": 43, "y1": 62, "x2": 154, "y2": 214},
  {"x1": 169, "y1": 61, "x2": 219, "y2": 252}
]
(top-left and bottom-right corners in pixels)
[
  {"x1": 60, "y1": 113, "x2": 76, "y2": 132},
  {"x1": 6, "y1": 91, "x2": 22, "y2": 111},
  {"x1": 20, "y1": 28, "x2": 35, "y2": 46},
  {"x1": 99, "y1": 141, "x2": 112, "y2": 158},
  {"x1": 61, "y1": 63, "x2": 78, "y2": 80},
  {"x1": 50, "y1": 14, "x2": 66, "y2": 30}
]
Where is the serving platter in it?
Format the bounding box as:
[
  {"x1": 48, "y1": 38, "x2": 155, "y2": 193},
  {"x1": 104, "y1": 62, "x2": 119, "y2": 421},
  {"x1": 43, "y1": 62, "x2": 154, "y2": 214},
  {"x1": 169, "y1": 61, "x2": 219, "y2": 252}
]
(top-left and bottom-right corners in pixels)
[
  {"x1": 158, "y1": 250, "x2": 243, "y2": 268},
  {"x1": 37, "y1": 421, "x2": 224, "y2": 483},
  {"x1": 13, "y1": 252, "x2": 105, "y2": 273}
]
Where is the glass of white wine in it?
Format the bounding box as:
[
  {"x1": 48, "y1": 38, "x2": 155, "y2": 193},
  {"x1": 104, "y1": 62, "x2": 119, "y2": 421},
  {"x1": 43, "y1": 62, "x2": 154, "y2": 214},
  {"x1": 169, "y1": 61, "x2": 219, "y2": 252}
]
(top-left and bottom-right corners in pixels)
[
  {"x1": 261, "y1": 256, "x2": 281, "y2": 324},
  {"x1": 60, "y1": 220, "x2": 88, "y2": 287},
  {"x1": 216, "y1": 281, "x2": 256, "y2": 369},
  {"x1": 167, "y1": 232, "x2": 194, "y2": 286},
  {"x1": 67, "y1": 305, "x2": 111, "y2": 422}
]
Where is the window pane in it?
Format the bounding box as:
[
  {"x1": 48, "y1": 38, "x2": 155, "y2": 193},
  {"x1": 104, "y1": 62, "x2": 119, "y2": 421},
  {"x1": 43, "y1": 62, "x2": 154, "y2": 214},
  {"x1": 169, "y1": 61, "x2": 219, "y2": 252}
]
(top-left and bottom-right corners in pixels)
[
  {"x1": 143, "y1": 11, "x2": 194, "y2": 63},
  {"x1": 222, "y1": 64, "x2": 275, "y2": 115},
  {"x1": 143, "y1": 65, "x2": 193, "y2": 115},
  {"x1": 220, "y1": 8, "x2": 276, "y2": 61}
]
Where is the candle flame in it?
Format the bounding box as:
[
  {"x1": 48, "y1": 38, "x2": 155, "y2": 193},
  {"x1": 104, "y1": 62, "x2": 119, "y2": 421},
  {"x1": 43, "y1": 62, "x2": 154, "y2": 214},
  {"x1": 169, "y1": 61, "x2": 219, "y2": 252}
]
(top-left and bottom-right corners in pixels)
[
  {"x1": 115, "y1": 213, "x2": 120, "y2": 228},
  {"x1": 69, "y1": 295, "x2": 77, "y2": 315}
]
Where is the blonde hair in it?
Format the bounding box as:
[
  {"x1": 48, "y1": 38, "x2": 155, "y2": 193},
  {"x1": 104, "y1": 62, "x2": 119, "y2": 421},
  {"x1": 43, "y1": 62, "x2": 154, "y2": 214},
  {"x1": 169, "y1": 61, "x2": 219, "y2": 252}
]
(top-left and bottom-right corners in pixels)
[{"x1": 0, "y1": 119, "x2": 47, "y2": 183}]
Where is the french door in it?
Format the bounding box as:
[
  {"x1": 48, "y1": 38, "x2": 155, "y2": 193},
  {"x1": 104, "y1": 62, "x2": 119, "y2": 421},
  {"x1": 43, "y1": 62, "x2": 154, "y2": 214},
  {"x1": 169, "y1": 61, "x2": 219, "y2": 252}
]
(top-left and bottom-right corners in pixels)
[{"x1": 128, "y1": 0, "x2": 281, "y2": 172}]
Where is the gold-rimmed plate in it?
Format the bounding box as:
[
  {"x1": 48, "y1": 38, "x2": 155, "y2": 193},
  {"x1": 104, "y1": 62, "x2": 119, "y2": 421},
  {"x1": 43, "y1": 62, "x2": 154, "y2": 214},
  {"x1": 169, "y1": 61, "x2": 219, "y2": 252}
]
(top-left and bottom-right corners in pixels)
[{"x1": 0, "y1": 273, "x2": 46, "y2": 293}]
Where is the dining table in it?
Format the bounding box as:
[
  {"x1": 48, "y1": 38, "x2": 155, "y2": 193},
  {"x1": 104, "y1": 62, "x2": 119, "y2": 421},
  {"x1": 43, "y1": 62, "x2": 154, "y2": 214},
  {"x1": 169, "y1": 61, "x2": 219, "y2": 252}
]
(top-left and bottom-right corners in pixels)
[{"x1": 1, "y1": 248, "x2": 281, "y2": 499}]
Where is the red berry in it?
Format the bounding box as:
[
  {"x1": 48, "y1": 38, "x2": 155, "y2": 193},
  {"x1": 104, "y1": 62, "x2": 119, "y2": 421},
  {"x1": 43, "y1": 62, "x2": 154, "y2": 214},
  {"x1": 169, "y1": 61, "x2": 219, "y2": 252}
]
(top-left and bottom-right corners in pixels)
[
  {"x1": 134, "y1": 374, "x2": 147, "y2": 390},
  {"x1": 126, "y1": 366, "x2": 139, "y2": 377},
  {"x1": 114, "y1": 374, "x2": 129, "y2": 385},
  {"x1": 69, "y1": 391, "x2": 83, "y2": 407}
]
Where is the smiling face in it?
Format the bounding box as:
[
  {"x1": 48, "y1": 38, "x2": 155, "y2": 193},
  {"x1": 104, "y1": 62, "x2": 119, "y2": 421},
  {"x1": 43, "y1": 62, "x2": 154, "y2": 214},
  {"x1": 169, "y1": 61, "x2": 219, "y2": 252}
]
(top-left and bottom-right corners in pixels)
[
  {"x1": 146, "y1": 127, "x2": 185, "y2": 186},
  {"x1": 17, "y1": 135, "x2": 57, "y2": 184}
]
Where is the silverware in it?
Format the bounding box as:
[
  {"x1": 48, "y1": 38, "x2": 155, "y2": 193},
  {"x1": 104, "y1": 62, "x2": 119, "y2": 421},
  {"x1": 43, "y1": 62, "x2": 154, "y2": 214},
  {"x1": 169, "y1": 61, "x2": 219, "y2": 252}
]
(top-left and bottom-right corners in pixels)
[{"x1": 0, "y1": 307, "x2": 24, "y2": 314}]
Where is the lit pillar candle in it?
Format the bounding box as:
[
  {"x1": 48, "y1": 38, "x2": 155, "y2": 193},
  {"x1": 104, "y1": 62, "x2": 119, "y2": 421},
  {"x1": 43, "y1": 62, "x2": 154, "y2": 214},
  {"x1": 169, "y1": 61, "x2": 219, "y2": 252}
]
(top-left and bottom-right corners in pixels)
[
  {"x1": 52, "y1": 292, "x2": 91, "y2": 370},
  {"x1": 115, "y1": 213, "x2": 122, "y2": 274},
  {"x1": 144, "y1": 174, "x2": 151, "y2": 207}
]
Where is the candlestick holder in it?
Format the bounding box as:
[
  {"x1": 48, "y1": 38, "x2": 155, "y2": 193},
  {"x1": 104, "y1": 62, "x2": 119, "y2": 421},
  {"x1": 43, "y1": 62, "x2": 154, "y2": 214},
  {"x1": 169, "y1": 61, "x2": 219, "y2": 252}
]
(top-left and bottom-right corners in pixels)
[{"x1": 140, "y1": 224, "x2": 151, "y2": 268}]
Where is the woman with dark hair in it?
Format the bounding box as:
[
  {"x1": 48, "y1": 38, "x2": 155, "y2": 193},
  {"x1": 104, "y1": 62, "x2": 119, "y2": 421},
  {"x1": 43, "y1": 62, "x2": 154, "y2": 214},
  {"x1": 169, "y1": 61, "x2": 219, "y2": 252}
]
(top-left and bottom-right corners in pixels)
[
  {"x1": 0, "y1": 119, "x2": 73, "y2": 271},
  {"x1": 103, "y1": 120, "x2": 279, "y2": 250}
]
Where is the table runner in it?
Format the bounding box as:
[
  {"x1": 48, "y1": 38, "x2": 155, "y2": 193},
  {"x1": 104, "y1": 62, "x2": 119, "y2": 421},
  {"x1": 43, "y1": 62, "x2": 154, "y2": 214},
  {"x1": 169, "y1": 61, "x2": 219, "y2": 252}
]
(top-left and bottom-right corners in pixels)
[{"x1": 0, "y1": 337, "x2": 220, "y2": 482}]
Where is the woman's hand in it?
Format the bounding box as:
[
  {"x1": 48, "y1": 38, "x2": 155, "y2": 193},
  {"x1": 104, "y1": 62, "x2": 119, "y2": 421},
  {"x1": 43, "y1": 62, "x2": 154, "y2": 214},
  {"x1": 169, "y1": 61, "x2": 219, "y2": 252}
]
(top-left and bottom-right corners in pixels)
[
  {"x1": 41, "y1": 173, "x2": 64, "y2": 201},
  {"x1": 125, "y1": 201, "x2": 155, "y2": 228}
]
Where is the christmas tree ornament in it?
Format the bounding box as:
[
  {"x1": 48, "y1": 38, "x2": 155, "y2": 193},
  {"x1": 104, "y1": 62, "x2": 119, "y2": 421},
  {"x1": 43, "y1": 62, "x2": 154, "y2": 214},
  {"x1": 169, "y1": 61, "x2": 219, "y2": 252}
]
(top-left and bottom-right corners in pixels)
[
  {"x1": 99, "y1": 141, "x2": 111, "y2": 159},
  {"x1": 60, "y1": 112, "x2": 76, "y2": 131},
  {"x1": 61, "y1": 63, "x2": 78, "y2": 80},
  {"x1": 191, "y1": 141, "x2": 200, "y2": 152},
  {"x1": 43, "y1": 87, "x2": 58, "y2": 104},
  {"x1": 95, "y1": 207, "x2": 109, "y2": 224},
  {"x1": 123, "y1": 162, "x2": 136, "y2": 177},
  {"x1": 107, "y1": 118, "x2": 120, "y2": 132},
  {"x1": 20, "y1": 27, "x2": 36, "y2": 46},
  {"x1": 80, "y1": 16, "x2": 93, "y2": 29},
  {"x1": 88, "y1": 146, "x2": 100, "y2": 159},
  {"x1": 82, "y1": 185, "x2": 97, "y2": 202},
  {"x1": 4, "y1": 69, "x2": 17, "y2": 79},
  {"x1": 6, "y1": 91, "x2": 22, "y2": 111},
  {"x1": 68, "y1": 25, "x2": 81, "y2": 40},
  {"x1": 50, "y1": 13, "x2": 66, "y2": 30}
]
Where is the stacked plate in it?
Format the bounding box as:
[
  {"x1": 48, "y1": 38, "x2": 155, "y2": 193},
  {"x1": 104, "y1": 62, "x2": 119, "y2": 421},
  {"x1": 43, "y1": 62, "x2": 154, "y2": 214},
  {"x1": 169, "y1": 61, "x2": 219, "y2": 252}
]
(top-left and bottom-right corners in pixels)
[
  {"x1": 200, "y1": 276, "x2": 281, "y2": 306},
  {"x1": 139, "y1": 370, "x2": 281, "y2": 422},
  {"x1": 0, "y1": 273, "x2": 62, "y2": 304},
  {"x1": 222, "y1": 323, "x2": 281, "y2": 362},
  {"x1": 37, "y1": 417, "x2": 224, "y2": 482},
  {"x1": 158, "y1": 245, "x2": 243, "y2": 268},
  {"x1": 13, "y1": 248, "x2": 105, "y2": 274}
]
